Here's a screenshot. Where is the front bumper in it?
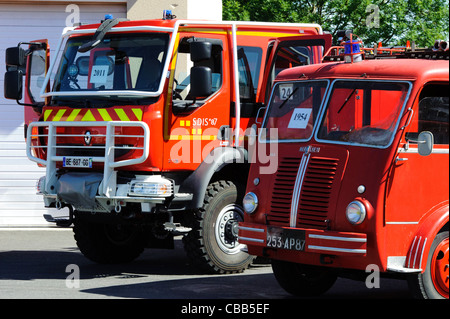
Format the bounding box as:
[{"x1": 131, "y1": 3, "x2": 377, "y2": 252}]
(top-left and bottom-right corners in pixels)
[{"x1": 238, "y1": 222, "x2": 367, "y2": 256}]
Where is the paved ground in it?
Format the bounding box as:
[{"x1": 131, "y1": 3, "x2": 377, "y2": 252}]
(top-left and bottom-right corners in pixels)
[{"x1": 0, "y1": 228, "x2": 413, "y2": 303}]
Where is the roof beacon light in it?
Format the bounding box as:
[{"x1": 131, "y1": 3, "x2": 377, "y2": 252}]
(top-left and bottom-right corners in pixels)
[
  {"x1": 104, "y1": 14, "x2": 113, "y2": 20},
  {"x1": 163, "y1": 10, "x2": 176, "y2": 20},
  {"x1": 344, "y1": 32, "x2": 363, "y2": 63}
]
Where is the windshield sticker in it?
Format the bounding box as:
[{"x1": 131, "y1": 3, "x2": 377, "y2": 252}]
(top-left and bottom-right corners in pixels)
[
  {"x1": 288, "y1": 108, "x2": 312, "y2": 129},
  {"x1": 279, "y1": 84, "x2": 294, "y2": 100},
  {"x1": 89, "y1": 65, "x2": 109, "y2": 84}
]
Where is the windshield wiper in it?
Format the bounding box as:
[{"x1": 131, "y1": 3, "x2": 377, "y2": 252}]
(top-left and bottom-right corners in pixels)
[
  {"x1": 278, "y1": 87, "x2": 298, "y2": 110},
  {"x1": 337, "y1": 88, "x2": 357, "y2": 113},
  {"x1": 78, "y1": 17, "x2": 128, "y2": 53}
]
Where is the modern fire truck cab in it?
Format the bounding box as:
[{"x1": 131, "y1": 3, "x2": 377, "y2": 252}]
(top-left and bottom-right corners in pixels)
[
  {"x1": 239, "y1": 44, "x2": 449, "y2": 298},
  {"x1": 4, "y1": 14, "x2": 330, "y2": 274}
]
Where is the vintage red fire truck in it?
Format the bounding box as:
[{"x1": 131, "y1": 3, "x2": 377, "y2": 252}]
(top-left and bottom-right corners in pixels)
[
  {"x1": 3, "y1": 13, "x2": 331, "y2": 274},
  {"x1": 239, "y1": 38, "x2": 449, "y2": 298}
]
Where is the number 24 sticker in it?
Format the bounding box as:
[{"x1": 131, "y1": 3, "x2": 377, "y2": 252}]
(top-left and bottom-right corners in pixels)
[{"x1": 279, "y1": 84, "x2": 294, "y2": 100}]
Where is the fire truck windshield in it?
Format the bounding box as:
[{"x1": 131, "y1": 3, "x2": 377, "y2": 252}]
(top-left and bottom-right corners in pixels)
[
  {"x1": 317, "y1": 80, "x2": 411, "y2": 148},
  {"x1": 51, "y1": 33, "x2": 170, "y2": 100},
  {"x1": 260, "y1": 80, "x2": 328, "y2": 142}
]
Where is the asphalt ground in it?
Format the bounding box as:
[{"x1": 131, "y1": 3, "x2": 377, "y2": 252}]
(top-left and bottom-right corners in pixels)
[{"x1": 0, "y1": 228, "x2": 416, "y2": 303}]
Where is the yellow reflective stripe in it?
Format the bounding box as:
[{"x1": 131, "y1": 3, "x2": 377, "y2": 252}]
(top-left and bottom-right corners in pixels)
[
  {"x1": 132, "y1": 108, "x2": 143, "y2": 121},
  {"x1": 53, "y1": 109, "x2": 67, "y2": 122},
  {"x1": 81, "y1": 110, "x2": 96, "y2": 121},
  {"x1": 169, "y1": 135, "x2": 216, "y2": 141},
  {"x1": 44, "y1": 109, "x2": 52, "y2": 121},
  {"x1": 98, "y1": 109, "x2": 113, "y2": 121},
  {"x1": 66, "y1": 109, "x2": 81, "y2": 121},
  {"x1": 115, "y1": 109, "x2": 130, "y2": 121}
]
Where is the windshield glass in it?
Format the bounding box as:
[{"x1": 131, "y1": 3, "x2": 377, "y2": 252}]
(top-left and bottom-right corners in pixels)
[
  {"x1": 52, "y1": 33, "x2": 169, "y2": 96},
  {"x1": 317, "y1": 80, "x2": 410, "y2": 147},
  {"x1": 261, "y1": 80, "x2": 328, "y2": 142}
]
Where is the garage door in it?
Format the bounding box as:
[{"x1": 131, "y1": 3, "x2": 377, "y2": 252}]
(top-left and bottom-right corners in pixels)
[{"x1": 0, "y1": 2, "x2": 126, "y2": 225}]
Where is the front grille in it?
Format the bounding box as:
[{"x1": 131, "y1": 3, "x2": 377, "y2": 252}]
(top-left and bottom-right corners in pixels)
[
  {"x1": 268, "y1": 156, "x2": 338, "y2": 230},
  {"x1": 297, "y1": 157, "x2": 339, "y2": 229},
  {"x1": 268, "y1": 157, "x2": 300, "y2": 226}
]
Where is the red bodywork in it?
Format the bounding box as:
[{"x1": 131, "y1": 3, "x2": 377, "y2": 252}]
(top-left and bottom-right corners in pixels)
[{"x1": 240, "y1": 59, "x2": 449, "y2": 275}]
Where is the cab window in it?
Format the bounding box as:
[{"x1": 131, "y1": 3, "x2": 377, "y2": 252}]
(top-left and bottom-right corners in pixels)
[
  {"x1": 172, "y1": 37, "x2": 223, "y2": 105},
  {"x1": 405, "y1": 84, "x2": 449, "y2": 145}
]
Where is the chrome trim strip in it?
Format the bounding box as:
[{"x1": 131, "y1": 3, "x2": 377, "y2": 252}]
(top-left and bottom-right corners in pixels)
[
  {"x1": 308, "y1": 245, "x2": 366, "y2": 254},
  {"x1": 418, "y1": 237, "x2": 427, "y2": 270},
  {"x1": 398, "y1": 147, "x2": 449, "y2": 154},
  {"x1": 290, "y1": 153, "x2": 310, "y2": 227},
  {"x1": 239, "y1": 237, "x2": 265, "y2": 243},
  {"x1": 237, "y1": 226, "x2": 265, "y2": 233},
  {"x1": 308, "y1": 234, "x2": 367, "y2": 242},
  {"x1": 386, "y1": 221, "x2": 419, "y2": 225}
]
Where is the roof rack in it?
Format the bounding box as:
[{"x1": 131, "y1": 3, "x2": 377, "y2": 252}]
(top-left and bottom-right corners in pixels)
[{"x1": 323, "y1": 39, "x2": 449, "y2": 62}]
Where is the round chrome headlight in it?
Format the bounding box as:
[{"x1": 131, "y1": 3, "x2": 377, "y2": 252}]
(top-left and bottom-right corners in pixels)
[
  {"x1": 346, "y1": 200, "x2": 366, "y2": 225},
  {"x1": 243, "y1": 192, "x2": 258, "y2": 214}
]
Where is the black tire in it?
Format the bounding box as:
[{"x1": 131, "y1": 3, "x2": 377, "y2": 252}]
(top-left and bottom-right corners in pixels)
[
  {"x1": 407, "y1": 231, "x2": 449, "y2": 299},
  {"x1": 272, "y1": 259, "x2": 337, "y2": 297},
  {"x1": 183, "y1": 180, "x2": 254, "y2": 274},
  {"x1": 73, "y1": 217, "x2": 145, "y2": 264}
]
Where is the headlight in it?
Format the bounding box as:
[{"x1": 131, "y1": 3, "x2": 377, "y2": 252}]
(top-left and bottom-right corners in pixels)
[
  {"x1": 129, "y1": 176, "x2": 172, "y2": 197},
  {"x1": 243, "y1": 192, "x2": 258, "y2": 214},
  {"x1": 346, "y1": 200, "x2": 366, "y2": 225}
]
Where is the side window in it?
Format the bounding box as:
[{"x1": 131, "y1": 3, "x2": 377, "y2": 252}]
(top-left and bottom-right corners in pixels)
[
  {"x1": 265, "y1": 43, "x2": 320, "y2": 103},
  {"x1": 237, "y1": 46, "x2": 262, "y2": 102},
  {"x1": 172, "y1": 37, "x2": 223, "y2": 103},
  {"x1": 405, "y1": 84, "x2": 449, "y2": 145}
]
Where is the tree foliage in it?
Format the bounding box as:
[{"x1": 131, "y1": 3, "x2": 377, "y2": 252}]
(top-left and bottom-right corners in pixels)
[{"x1": 223, "y1": 0, "x2": 449, "y2": 47}]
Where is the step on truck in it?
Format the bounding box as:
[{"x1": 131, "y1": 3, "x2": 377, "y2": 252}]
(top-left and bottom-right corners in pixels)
[
  {"x1": 4, "y1": 12, "x2": 330, "y2": 274},
  {"x1": 239, "y1": 35, "x2": 449, "y2": 297}
]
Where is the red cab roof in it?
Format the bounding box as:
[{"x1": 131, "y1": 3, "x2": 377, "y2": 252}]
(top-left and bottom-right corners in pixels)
[{"x1": 276, "y1": 58, "x2": 449, "y2": 83}]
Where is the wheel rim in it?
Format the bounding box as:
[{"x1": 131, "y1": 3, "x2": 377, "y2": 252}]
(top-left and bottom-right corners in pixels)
[
  {"x1": 104, "y1": 224, "x2": 136, "y2": 246},
  {"x1": 430, "y1": 237, "x2": 449, "y2": 298},
  {"x1": 214, "y1": 204, "x2": 245, "y2": 255}
]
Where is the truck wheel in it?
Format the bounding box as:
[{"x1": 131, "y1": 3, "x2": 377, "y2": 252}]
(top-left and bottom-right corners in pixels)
[
  {"x1": 272, "y1": 260, "x2": 337, "y2": 297},
  {"x1": 408, "y1": 231, "x2": 449, "y2": 299},
  {"x1": 73, "y1": 218, "x2": 145, "y2": 264},
  {"x1": 183, "y1": 180, "x2": 254, "y2": 274}
]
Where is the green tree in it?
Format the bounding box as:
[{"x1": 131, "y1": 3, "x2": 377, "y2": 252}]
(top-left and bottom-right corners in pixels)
[{"x1": 223, "y1": 0, "x2": 449, "y2": 47}]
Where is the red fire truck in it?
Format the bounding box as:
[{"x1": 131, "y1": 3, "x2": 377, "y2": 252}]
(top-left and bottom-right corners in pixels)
[
  {"x1": 3, "y1": 13, "x2": 331, "y2": 274},
  {"x1": 239, "y1": 38, "x2": 449, "y2": 298}
]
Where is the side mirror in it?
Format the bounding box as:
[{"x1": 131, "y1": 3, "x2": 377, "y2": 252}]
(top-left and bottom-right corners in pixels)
[
  {"x1": 5, "y1": 47, "x2": 26, "y2": 69},
  {"x1": 190, "y1": 66, "x2": 212, "y2": 98},
  {"x1": 4, "y1": 70, "x2": 23, "y2": 100},
  {"x1": 190, "y1": 41, "x2": 212, "y2": 62},
  {"x1": 417, "y1": 131, "x2": 434, "y2": 156}
]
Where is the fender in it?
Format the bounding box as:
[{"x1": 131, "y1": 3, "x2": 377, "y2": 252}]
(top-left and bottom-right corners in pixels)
[
  {"x1": 178, "y1": 147, "x2": 248, "y2": 209},
  {"x1": 405, "y1": 201, "x2": 449, "y2": 272}
]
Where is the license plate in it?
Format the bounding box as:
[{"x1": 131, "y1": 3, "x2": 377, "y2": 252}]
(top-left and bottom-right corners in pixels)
[
  {"x1": 63, "y1": 157, "x2": 93, "y2": 168},
  {"x1": 266, "y1": 227, "x2": 306, "y2": 251}
]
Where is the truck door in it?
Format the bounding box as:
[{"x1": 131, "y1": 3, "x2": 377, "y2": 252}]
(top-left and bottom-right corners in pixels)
[
  {"x1": 164, "y1": 35, "x2": 229, "y2": 170},
  {"x1": 261, "y1": 34, "x2": 332, "y2": 105},
  {"x1": 24, "y1": 40, "x2": 50, "y2": 126},
  {"x1": 386, "y1": 82, "x2": 449, "y2": 230}
]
